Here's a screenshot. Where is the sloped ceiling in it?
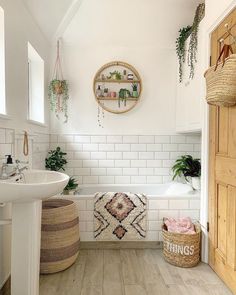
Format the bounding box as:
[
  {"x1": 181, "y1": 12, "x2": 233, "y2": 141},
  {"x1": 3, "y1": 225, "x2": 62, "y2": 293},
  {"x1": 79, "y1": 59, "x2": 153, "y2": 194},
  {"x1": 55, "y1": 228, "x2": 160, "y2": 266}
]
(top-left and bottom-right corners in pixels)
[{"x1": 22, "y1": 0, "x2": 74, "y2": 40}]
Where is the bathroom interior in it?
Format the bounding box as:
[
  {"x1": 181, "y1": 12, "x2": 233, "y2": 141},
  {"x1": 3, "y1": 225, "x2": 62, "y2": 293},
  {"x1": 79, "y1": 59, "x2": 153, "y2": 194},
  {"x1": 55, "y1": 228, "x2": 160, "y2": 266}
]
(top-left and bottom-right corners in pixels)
[{"x1": 1, "y1": 0, "x2": 236, "y2": 294}]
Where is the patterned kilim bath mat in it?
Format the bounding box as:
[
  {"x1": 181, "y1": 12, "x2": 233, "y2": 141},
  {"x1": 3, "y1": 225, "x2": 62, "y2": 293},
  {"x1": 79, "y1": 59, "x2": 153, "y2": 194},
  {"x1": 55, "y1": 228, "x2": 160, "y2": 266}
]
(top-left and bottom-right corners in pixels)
[{"x1": 94, "y1": 192, "x2": 147, "y2": 241}]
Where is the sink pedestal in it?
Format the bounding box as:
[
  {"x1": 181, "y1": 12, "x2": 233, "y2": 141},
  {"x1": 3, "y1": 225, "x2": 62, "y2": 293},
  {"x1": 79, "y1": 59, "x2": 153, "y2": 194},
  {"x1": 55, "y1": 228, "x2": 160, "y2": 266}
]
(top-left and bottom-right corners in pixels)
[{"x1": 11, "y1": 201, "x2": 42, "y2": 295}]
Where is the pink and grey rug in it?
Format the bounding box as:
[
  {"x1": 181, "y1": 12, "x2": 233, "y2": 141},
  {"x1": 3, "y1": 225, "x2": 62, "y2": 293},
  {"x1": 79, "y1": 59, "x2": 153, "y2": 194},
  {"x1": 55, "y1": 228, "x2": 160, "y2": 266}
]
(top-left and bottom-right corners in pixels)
[{"x1": 94, "y1": 192, "x2": 147, "y2": 241}]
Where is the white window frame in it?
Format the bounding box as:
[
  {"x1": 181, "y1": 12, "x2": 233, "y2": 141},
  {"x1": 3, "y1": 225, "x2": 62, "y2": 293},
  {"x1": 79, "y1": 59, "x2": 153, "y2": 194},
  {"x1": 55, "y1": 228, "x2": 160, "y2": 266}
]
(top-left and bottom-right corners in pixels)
[
  {"x1": 27, "y1": 42, "x2": 45, "y2": 124},
  {"x1": 0, "y1": 6, "x2": 6, "y2": 116}
]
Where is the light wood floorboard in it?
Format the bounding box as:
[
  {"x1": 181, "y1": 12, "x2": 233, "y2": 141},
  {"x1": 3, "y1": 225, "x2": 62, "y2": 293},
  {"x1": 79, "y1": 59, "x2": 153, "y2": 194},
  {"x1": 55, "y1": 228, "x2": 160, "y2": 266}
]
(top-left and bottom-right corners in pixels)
[{"x1": 39, "y1": 249, "x2": 233, "y2": 295}]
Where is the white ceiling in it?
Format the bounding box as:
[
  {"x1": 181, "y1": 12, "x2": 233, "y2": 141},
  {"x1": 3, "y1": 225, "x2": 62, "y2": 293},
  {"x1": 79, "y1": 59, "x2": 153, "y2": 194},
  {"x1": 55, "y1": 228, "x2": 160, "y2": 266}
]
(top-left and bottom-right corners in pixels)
[{"x1": 22, "y1": 0, "x2": 74, "y2": 40}]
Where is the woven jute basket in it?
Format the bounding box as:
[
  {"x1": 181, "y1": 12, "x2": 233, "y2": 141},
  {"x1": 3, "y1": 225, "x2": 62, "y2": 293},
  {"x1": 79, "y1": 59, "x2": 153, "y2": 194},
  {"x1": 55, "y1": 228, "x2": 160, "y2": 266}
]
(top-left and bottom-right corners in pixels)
[
  {"x1": 162, "y1": 222, "x2": 201, "y2": 268},
  {"x1": 40, "y1": 199, "x2": 80, "y2": 274},
  {"x1": 204, "y1": 51, "x2": 236, "y2": 107}
]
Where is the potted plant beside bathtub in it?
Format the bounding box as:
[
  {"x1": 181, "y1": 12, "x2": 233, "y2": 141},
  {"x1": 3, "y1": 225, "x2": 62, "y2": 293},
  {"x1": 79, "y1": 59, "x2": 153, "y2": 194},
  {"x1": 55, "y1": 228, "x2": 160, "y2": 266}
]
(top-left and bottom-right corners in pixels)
[
  {"x1": 45, "y1": 146, "x2": 67, "y2": 172},
  {"x1": 172, "y1": 155, "x2": 201, "y2": 190},
  {"x1": 63, "y1": 177, "x2": 79, "y2": 195}
]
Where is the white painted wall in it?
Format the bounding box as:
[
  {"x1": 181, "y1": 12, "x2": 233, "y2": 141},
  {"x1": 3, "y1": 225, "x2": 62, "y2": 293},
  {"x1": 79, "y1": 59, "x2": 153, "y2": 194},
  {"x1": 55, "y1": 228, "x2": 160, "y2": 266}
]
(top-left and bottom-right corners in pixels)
[
  {"x1": 0, "y1": 0, "x2": 51, "y2": 288},
  {"x1": 50, "y1": 0, "x2": 200, "y2": 135},
  {"x1": 0, "y1": 0, "x2": 50, "y2": 134}
]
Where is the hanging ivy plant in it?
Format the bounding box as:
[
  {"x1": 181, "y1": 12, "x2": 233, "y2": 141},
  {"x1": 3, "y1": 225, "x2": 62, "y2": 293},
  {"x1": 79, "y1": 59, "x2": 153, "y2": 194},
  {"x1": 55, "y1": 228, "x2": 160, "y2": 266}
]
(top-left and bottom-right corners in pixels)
[
  {"x1": 176, "y1": 26, "x2": 192, "y2": 82},
  {"x1": 176, "y1": 3, "x2": 205, "y2": 82},
  {"x1": 49, "y1": 79, "x2": 69, "y2": 123},
  {"x1": 188, "y1": 3, "x2": 205, "y2": 79},
  {"x1": 49, "y1": 40, "x2": 70, "y2": 123}
]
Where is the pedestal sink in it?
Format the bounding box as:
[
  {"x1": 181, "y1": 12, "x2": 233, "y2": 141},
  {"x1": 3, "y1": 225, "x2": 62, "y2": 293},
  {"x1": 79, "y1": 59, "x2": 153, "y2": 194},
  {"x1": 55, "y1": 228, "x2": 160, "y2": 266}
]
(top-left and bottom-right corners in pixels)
[{"x1": 0, "y1": 170, "x2": 69, "y2": 295}]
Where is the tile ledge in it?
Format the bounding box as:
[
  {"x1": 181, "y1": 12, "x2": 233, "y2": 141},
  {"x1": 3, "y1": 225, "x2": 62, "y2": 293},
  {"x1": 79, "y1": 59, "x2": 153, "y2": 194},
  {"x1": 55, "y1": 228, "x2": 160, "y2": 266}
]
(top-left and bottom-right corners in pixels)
[
  {"x1": 27, "y1": 119, "x2": 47, "y2": 128},
  {"x1": 0, "y1": 113, "x2": 11, "y2": 120}
]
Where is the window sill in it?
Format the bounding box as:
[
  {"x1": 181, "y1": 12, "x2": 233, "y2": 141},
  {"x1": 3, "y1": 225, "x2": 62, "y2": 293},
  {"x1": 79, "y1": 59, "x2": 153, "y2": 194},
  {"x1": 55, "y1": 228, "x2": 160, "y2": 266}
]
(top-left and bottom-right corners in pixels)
[
  {"x1": 27, "y1": 119, "x2": 47, "y2": 128},
  {"x1": 0, "y1": 113, "x2": 11, "y2": 120}
]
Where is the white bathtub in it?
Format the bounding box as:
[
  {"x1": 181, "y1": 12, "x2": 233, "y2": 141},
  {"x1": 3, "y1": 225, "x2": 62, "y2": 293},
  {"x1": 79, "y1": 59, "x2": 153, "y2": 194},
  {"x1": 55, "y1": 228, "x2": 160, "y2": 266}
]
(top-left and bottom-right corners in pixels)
[
  {"x1": 76, "y1": 182, "x2": 195, "y2": 197},
  {"x1": 65, "y1": 182, "x2": 200, "y2": 242}
]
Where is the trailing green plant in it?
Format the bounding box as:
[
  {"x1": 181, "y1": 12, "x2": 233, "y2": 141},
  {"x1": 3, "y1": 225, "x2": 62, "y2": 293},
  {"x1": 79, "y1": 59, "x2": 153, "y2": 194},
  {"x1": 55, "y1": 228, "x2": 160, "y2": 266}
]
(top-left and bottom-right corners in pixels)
[
  {"x1": 64, "y1": 176, "x2": 78, "y2": 192},
  {"x1": 172, "y1": 155, "x2": 201, "y2": 180},
  {"x1": 132, "y1": 83, "x2": 138, "y2": 91},
  {"x1": 49, "y1": 79, "x2": 69, "y2": 123},
  {"x1": 118, "y1": 88, "x2": 131, "y2": 107},
  {"x1": 176, "y1": 26, "x2": 192, "y2": 82},
  {"x1": 108, "y1": 71, "x2": 122, "y2": 80},
  {"x1": 45, "y1": 147, "x2": 67, "y2": 171},
  {"x1": 188, "y1": 3, "x2": 205, "y2": 79}
]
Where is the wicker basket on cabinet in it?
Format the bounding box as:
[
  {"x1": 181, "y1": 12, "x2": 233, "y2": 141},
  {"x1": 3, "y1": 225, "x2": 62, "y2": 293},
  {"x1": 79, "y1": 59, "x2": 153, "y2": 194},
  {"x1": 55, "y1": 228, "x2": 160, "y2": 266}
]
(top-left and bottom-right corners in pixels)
[{"x1": 40, "y1": 199, "x2": 80, "y2": 274}]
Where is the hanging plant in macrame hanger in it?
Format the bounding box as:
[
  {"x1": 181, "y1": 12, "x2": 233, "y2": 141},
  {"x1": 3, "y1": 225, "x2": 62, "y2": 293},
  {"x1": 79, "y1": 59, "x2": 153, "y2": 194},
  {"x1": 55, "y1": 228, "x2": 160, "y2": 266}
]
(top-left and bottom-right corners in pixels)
[{"x1": 49, "y1": 40, "x2": 69, "y2": 123}]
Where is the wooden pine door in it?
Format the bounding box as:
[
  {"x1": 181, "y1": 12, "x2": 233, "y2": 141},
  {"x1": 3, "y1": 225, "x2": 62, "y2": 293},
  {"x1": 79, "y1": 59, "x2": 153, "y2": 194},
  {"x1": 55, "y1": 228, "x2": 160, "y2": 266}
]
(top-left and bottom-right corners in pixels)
[{"x1": 209, "y1": 9, "x2": 236, "y2": 294}]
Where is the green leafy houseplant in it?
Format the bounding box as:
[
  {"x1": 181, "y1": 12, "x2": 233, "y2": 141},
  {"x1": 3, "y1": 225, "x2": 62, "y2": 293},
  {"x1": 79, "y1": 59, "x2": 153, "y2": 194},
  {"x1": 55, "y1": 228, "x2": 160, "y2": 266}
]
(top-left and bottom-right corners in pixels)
[
  {"x1": 45, "y1": 147, "x2": 67, "y2": 171},
  {"x1": 176, "y1": 3, "x2": 205, "y2": 82},
  {"x1": 49, "y1": 79, "x2": 69, "y2": 123},
  {"x1": 188, "y1": 3, "x2": 205, "y2": 79},
  {"x1": 63, "y1": 177, "x2": 79, "y2": 195},
  {"x1": 176, "y1": 26, "x2": 192, "y2": 82},
  {"x1": 132, "y1": 83, "x2": 139, "y2": 98},
  {"x1": 108, "y1": 71, "x2": 122, "y2": 80},
  {"x1": 118, "y1": 88, "x2": 131, "y2": 107},
  {"x1": 172, "y1": 155, "x2": 201, "y2": 180}
]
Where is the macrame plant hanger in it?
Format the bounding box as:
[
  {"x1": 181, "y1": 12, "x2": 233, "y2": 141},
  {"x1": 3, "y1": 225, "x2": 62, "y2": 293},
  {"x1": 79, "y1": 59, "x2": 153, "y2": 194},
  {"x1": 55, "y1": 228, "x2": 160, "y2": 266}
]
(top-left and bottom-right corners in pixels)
[{"x1": 50, "y1": 39, "x2": 69, "y2": 123}]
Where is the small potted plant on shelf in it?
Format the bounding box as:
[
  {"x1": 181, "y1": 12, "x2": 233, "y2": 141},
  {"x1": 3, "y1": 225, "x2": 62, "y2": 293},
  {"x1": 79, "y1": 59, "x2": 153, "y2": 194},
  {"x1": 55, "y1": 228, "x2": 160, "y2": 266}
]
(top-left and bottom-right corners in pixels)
[
  {"x1": 119, "y1": 88, "x2": 131, "y2": 107},
  {"x1": 172, "y1": 155, "x2": 201, "y2": 190},
  {"x1": 104, "y1": 88, "x2": 109, "y2": 97},
  {"x1": 63, "y1": 177, "x2": 79, "y2": 195},
  {"x1": 108, "y1": 71, "x2": 122, "y2": 80},
  {"x1": 45, "y1": 147, "x2": 67, "y2": 171},
  {"x1": 132, "y1": 83, "x2": 139, "y2": 98}
]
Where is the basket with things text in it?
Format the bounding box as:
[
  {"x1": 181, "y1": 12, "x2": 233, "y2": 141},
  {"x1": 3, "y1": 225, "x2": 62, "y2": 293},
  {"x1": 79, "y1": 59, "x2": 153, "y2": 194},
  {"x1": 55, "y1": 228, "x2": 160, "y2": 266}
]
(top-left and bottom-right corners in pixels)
[{"x1": 162, "y1": 217, "x2": 201, "y2": 268}]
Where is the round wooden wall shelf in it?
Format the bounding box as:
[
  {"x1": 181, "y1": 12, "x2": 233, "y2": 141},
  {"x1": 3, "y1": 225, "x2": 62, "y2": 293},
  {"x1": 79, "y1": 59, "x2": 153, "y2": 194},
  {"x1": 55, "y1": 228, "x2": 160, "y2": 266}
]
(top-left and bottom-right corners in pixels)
[{"x1": 93, "y1": 61, "x2": 142, "y2": 114}]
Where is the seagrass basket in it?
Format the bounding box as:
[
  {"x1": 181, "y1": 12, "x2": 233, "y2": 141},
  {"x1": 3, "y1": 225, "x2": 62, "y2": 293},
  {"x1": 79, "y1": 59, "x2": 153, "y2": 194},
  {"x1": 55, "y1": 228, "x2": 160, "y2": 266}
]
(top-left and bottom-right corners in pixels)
[
  {"x1": 162, "y1": 222, "x2": 201, "y2": 268},
  {"x1": 204, "y1": 53, "x2": 236, "y2": 107},
  {"x1": 40, "y1": 199, "x2": 80, "y2": 274}
]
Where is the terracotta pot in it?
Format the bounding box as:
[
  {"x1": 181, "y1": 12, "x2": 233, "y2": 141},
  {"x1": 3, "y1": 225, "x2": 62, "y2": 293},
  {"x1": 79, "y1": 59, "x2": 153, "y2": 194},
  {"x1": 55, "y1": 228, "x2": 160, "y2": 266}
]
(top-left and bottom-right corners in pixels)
[{"x1": 53, "y1": 82, "x2": 64, "y2": 95}]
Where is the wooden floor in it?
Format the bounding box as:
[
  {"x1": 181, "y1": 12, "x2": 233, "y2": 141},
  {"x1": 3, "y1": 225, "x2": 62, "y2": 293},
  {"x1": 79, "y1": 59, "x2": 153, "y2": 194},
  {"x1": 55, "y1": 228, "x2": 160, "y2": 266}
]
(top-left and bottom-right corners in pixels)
[{"x1": 40, "y1": 249, "x2": 233, "y2": 295}]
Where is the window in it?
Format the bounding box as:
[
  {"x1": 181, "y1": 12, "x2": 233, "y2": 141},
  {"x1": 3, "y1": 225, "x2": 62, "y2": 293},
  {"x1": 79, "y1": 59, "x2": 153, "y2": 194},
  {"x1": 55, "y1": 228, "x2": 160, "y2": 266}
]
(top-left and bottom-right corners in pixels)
[
  {"x1": 0, "y1": 7, "x2": 5, "y2": 115},
  {"x1": 28, "y1": 42, "x2": 44, "y2": 123}
]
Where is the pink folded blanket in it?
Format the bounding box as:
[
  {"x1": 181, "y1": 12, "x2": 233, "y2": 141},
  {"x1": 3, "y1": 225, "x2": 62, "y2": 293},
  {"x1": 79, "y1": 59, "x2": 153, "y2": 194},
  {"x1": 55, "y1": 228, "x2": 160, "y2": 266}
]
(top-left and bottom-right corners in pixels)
[{"x1": 164, "y1": 217, "x2": 195, "y2": 234}]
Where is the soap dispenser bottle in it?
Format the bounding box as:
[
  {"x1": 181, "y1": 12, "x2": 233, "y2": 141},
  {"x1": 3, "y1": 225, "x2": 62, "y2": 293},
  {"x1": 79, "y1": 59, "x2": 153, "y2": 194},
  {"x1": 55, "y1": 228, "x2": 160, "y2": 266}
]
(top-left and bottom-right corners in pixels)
[{"x1": 6, "y1": 155, "x2": 13, "y2": 164}]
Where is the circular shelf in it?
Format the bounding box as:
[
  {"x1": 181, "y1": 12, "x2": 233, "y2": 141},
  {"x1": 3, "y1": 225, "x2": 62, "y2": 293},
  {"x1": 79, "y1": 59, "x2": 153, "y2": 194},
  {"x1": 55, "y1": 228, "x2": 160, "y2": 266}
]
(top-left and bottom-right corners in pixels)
[{"x1": 93, "y1": 61, "x2": 142, "y2": 114}]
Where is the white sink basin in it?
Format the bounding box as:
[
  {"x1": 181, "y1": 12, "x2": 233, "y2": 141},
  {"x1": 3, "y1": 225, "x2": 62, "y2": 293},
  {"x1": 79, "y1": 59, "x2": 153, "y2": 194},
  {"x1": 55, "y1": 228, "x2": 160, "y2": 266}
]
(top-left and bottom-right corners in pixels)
[{"x1": 0, "y1": 170, "x2": 69, "y2": 203}]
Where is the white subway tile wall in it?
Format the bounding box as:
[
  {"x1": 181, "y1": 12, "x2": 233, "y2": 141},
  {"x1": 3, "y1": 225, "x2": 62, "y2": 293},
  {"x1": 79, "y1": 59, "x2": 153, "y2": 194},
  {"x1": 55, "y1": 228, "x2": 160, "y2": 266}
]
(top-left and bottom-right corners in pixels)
[
  {"x1": 0, "y1": 128, "x2": 14, "y2": 158},
  {"x1": 32, "y1": 133, "x2": 50, "y2": 170},
  {"x1": 50, "y1": 134, "x2": 201, "y2": 184},
  {"x1": 66, "y1": 196, "x2": 201, "y2": 242}
]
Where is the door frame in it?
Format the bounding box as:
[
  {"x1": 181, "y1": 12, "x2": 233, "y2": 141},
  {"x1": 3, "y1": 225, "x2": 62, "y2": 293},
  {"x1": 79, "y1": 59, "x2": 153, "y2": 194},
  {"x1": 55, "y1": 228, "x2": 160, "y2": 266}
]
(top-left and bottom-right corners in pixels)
[{"x1": 201, "y1": 0, "x2": 236, "y2": 263}]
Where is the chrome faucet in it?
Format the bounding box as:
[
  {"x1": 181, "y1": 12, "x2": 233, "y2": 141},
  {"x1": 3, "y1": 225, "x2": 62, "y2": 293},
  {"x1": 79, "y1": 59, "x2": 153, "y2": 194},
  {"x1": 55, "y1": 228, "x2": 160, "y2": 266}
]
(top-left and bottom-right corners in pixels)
[
  {"x1": 15, "y1": 159, "x2": 29, "y2": 176},
  {"x1": 0, "y1": 159, "x2": 29, "y2": 180}
]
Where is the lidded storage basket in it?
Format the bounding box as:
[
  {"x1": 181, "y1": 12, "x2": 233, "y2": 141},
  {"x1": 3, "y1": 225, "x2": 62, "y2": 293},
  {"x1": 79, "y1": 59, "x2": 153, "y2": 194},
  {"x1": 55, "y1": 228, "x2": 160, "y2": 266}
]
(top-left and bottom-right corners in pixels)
[
  {"x1": 162, "y1": 221, "x2": 201, "y2": 268},
  {"x1": 40, "y1": 199, "x2": 80, "y2": 274}
]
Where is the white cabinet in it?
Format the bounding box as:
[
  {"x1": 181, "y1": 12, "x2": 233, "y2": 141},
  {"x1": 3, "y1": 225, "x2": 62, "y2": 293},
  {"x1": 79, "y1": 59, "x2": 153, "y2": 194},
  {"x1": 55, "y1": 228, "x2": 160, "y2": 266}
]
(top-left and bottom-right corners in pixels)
[{"x1": 175, "y1": 36, "x2": 203, "y2": 133}]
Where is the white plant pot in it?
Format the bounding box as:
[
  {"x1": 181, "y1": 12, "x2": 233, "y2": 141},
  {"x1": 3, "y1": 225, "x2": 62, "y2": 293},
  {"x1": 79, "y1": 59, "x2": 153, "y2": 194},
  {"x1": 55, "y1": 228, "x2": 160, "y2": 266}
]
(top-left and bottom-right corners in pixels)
[{"x1": 191, "y1": 177, "x2": 201, "y2": 190}]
